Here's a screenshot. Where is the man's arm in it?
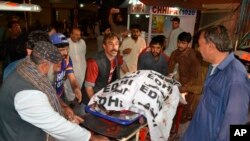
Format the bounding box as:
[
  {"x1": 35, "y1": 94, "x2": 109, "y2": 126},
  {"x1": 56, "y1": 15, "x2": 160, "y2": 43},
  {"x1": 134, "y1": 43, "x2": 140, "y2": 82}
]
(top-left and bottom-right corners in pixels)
[
  {"x1": 168, "y1": 51, "x2": 177, "y2": 74},
  {"x1": 137, "y1": 54, "x2": 144, "y2": 70},
  {"x1": 120, "y1": 62, "x2": 129, "y2": 74},
  {"x1": 122, "y1": 48, "x2": 132, "y2": 55},
  {"x1": 58, "y1": 96, "x2": 83, "y2": 124},
  {"x1": 117, "y1": 54, "x2": 129, "y2": 73},
  {"x1": 217, "y1": 82, "x2": 250, "y2": 141},
  {"x1": 67, "y1": 73, "x2": 82, "y2": 103},
  {"x1": 108, "y1": 8, "x2": 117, "y2": 27},
  {"x1": 84, "y1": 59, "x2": 99, "y2": 99},
  {"x1": 85, "y1": 86, "x2": 95, "y2": 99},
  {"x1": 14, "y1": 90, "x2": 91, "y2": 141},
  {"x1": 65, "y1": 57, "x2": 82, "y2": 103}
]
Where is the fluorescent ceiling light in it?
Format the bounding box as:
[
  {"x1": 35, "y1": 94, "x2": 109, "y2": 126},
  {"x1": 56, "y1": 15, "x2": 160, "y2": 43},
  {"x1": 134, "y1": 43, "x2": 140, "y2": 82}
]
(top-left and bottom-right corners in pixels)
[{"x1": 0, "y1": 1, "x2": 42, "y2": 12}]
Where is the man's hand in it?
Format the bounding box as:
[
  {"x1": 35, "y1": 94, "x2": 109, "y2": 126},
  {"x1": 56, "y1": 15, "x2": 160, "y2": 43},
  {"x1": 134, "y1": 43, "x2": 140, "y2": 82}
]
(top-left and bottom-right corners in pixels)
[
  {"x1": 75, "y1": 91, "x2": 82, "y2": 103},
  {"x1": 63, "y1": 106, "x2": 84, "y2": 124},
  {"x1": 69, "y1": 115, "x2": 84, "y2": 124},
  {"x1": 123, "y1": 48, "x2": 132, "y2": 55},
  {"x1": 180, "y1": 92, "x2": 188, "y2": 105},
  {"x1": 64, "y1": 106, "x2": 74, "y2": 118}
]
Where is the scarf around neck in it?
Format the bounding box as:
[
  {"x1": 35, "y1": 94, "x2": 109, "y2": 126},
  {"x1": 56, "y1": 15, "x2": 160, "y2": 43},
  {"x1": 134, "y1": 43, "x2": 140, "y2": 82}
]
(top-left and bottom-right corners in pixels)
[{"x1": 17, "y1": 57, "x2": 63, "y2": 141}]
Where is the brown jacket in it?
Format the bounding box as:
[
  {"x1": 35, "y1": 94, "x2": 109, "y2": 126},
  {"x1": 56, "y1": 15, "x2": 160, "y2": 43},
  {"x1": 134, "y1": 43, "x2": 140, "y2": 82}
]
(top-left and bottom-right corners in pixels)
[{"x1": 168, "y1": 48, "x2": 201, "y2": 93}]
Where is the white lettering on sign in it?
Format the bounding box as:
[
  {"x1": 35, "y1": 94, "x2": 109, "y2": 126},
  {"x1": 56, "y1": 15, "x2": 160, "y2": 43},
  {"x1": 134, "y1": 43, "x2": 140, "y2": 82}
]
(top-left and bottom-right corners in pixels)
[
  {"x1": 151, "y1": 6, "x2": 196, "y2": 16},
  {"x1": 89, "y1": 70, "x2": 181, "y2": 141}
]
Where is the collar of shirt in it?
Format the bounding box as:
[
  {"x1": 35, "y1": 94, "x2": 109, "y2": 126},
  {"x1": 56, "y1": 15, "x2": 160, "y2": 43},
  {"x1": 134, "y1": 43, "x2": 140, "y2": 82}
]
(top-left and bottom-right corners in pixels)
[
  {"x1": 208, "y1": 53, "x2": 234, "y2": 76},
  {"x1": 216, "y1": 53, "x2": 235, "y2": 72}
]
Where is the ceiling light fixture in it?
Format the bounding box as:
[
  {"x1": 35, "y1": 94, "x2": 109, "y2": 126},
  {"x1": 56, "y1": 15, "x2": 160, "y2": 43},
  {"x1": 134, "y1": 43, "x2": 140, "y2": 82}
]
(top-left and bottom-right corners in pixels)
[
  {"x1": 0, "y1": 1, "x2": 41, "y2": 12},
  {"x1": 80, "y1": 3, "x2": 84, "y2": 8},
  {"x1": 128, "y1": 0, "x2": 142, "y2": 5}
]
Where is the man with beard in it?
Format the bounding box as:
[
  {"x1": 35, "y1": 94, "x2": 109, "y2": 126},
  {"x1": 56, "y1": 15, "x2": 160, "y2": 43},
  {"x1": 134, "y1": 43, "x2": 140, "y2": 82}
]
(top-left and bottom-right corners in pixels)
[
  {"x1": 119, "y1": 24, "x2": 146, "y2": 77},
  {"x1": 0, "y1": 41, "x2": 93, "y2": 141},
  {"x1": 138, "y1": 35, "x2": 169, "y2": 76},
  {"x1": 168, "y1": 32, "x2": 200, "y2": 94},
  {"x1": 168, "y1": 32, "x2": 201, "y2": 133},
  {"x1": 50, "y1": 33, "x2": 82, "y2": 104},
  {"x1": 82, "y1": 33, "x2": 128, "y2": 105},
  {"x1": 2, "y1": 30, "x2": 84, "y2": 124}
]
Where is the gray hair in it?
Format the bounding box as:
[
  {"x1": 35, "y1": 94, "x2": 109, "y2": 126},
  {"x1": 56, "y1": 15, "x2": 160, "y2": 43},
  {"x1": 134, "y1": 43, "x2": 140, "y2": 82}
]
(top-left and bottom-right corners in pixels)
[{"x1": 203, "y1": 25, "x2": 232, "y2": 52}]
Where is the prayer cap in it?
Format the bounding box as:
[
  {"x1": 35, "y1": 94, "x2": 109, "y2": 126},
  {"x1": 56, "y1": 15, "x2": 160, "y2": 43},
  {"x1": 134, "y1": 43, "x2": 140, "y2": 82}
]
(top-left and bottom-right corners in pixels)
[{"x1": 32, "y1": 41, "x2": 62, "y2": 63}]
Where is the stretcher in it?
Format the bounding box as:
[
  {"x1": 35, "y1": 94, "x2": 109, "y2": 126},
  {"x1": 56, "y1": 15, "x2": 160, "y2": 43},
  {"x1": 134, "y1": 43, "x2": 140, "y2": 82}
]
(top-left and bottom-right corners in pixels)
[{"x1": 80, "y1": 106, "x2": 148, "y2": 141}]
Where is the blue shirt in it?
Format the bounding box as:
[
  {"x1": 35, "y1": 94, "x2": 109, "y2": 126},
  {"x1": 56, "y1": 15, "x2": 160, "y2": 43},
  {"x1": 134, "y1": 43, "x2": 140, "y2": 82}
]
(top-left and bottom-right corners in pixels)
[
  {"x1": 55, "y1": 57, "x2": 74, "y2": 97},
  {"x1": 138, "y1": 52, "x2": 169, "y2": 76},
  {"x1": 3, "y1": 60, "x2": 20, "y2": 81},
  {"x1": 182, "y1": 53, "x2": 250, "y2": 141}
]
